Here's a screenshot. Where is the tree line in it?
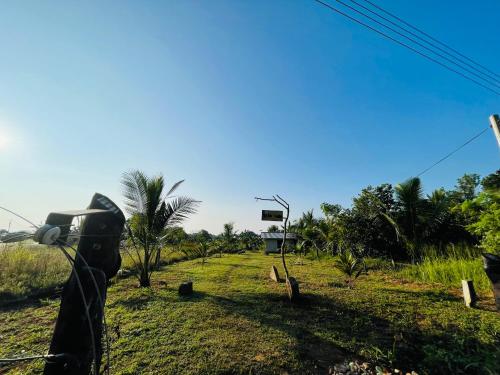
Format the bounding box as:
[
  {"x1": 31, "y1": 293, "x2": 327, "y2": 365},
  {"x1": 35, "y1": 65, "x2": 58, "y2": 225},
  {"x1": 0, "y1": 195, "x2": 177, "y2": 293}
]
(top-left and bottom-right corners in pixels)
[{"x1": 287, "y1": 170, "x2": 499, "y2": 263}]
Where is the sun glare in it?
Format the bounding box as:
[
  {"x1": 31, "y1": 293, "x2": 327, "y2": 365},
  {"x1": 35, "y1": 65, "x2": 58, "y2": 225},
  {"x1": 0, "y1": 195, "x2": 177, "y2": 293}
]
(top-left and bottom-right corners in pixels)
[{"x1": 0, "y1": 131, "x2": 9, "y2": 150}]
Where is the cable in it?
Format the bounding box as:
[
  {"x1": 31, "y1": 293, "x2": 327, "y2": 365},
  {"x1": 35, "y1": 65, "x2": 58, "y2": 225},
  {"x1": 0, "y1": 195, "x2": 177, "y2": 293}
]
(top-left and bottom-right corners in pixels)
[
  {"x1": 416, "y1": 126, "x2": 490, "y2": 177},
  {"x1": 348, "y1": 0, "x2": 500, "y2": 85},
  {"x1": 333, "y1": 0, "x2": 500, "y2": 89},
  {"x1": 358, "y1": 0, "x2": 500, "y2": 80},
  {"x1": 312, "y1": 0, "x2": 500, "y2": 95},
  {"x1": 0, "y1": 206, "x2": 39, "y2": 229}
]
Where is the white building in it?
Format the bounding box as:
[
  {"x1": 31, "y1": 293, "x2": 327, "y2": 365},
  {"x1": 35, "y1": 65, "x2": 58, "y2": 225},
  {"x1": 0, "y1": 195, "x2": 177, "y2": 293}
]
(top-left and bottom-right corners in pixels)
[{"x1": 260, "y1": 232, "x2": 298, "y2": 254}]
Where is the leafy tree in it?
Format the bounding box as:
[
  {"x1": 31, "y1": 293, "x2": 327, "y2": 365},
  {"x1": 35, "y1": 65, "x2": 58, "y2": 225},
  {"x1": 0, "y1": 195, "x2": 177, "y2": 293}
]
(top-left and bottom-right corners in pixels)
[
  {"x1": 266, "y1": 224, "x2": 281, "y2": 232},
  {"x1": 460, "y1": 171, "x2": 499, "y2": 254},
  {"x1": 193, "y1": 229, "x2": 213, "y2": 243},
  {"x1": 452, "y1": 173, "x2": 481, "y2": 202},
  {"x1": 163, "y1": 226, "x2": 188, "y2": 245},
  {"x1": 220, "y1": 222, "x2": 238, "y2": 254},
  {"x1": 481, "y1": 170, "x2": 500, "y2": 191},
  {"x1": 122, "y1": 170, "x2": 199, "y2": 287},
  {"x1": 350, "y1": 184, "x2": 398, "y2": 258},
  {"x1": 239, "y1": 230, "x2": 262, "y2": 250}
]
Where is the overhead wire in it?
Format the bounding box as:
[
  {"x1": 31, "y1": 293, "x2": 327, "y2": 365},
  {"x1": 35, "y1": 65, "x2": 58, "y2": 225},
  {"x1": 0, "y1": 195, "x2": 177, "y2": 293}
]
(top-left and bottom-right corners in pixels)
[
  {"x1": 348, "y1": 0, "x2": 500, "y2": 85},
  {"x1": 415, "y1": 126, "x2": 491, "y2": 177},
  {"x1": 332, "y1": 0, "x2": 500, "y2": 89},
  {"x1": 357, "y1": 0, "x2": 500, "y2": 80},
  {"x1": 312, "y1": 0, "x2": 500, "y2": 95}
]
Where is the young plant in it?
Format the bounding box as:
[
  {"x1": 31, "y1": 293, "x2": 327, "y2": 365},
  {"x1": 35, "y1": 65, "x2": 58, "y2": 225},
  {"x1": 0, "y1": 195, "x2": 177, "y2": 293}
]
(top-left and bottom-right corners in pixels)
[
  {"x1": 122, "y1": 170, "x2": 199, "y2": 287},
  {"x1": 334, "y1": 250, "x2": 364, "y2": 288}
]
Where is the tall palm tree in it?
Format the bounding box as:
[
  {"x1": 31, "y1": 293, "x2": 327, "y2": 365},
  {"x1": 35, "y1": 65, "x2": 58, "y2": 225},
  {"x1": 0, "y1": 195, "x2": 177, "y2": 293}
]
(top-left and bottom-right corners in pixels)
[
  {"x1": 394, "y1": 177, "x2": 427, "y2": 262},
  {"x1": 122, "y1": 170, "x2": 199, "y2": 287}
]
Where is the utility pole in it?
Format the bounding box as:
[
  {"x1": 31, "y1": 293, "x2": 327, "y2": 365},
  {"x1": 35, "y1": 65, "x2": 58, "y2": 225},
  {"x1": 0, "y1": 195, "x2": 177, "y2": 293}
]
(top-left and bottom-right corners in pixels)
[{"x1": 489, "y1": 114, "x2": 500, "y2": 148}]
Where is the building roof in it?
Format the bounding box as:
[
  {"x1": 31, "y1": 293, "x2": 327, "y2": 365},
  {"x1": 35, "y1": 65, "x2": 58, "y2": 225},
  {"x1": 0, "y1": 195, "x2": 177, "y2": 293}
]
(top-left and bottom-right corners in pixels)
[{"x1": 260, "y1": 232, "x2": 297, "y2": 240}]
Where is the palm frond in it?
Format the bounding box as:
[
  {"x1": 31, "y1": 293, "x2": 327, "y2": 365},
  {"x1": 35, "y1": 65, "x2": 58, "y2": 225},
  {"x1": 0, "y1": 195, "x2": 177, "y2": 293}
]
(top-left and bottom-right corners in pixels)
[
  {"x1": 121, "y1": 170, "x2": 149, "y2": 215},
  {"x1": 165, "y1": 180, "x2": 185, "y2": 197},
  {"x1": 161, "y1": 196, "x2": 200, "y2": 228}
]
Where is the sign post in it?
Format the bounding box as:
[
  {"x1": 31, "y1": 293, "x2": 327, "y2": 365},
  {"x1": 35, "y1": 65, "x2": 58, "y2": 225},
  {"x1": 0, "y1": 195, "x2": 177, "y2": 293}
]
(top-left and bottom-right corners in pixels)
[{"x1": 261, "y1": 210, "x2": 283, "y2": 221}]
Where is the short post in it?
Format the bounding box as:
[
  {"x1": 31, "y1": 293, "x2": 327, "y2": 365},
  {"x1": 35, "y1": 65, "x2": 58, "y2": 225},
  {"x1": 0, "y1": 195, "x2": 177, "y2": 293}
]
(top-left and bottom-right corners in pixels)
[
  {"x1": 270, "y1": 265, "x2": 280, "y2": 282},
  {"x1": 461, "y1": 280, "x2": 477, "y2": 308},
  {"x1": 178, "y1": 281, "x2": 193, "y2": 295}
]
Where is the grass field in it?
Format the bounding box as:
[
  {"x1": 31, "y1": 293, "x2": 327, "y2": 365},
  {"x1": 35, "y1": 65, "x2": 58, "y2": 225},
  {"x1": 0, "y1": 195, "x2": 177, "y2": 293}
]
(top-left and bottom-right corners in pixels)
[{"x1": 1, "y1": 251, "x2": 499, "y2": 374}]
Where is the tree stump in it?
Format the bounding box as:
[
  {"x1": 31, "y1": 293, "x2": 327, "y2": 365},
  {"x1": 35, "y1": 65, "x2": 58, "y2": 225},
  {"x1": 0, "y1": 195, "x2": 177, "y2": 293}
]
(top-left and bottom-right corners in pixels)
[
  {"x1": 286, "y1": 277, "x2": 300, "y2": 303},
  {"x1": 461, "y1": 280, "x2": 477, "y2": 308},
  {"x1": 483, "y1": 253, "x2": 500, "y2": 311},
  {"x1": 270, "y1": 265, "x2": 280, "y2": 282},
  {"x1": 178, "y1": 281, "x2": 193, "y2": 295}
]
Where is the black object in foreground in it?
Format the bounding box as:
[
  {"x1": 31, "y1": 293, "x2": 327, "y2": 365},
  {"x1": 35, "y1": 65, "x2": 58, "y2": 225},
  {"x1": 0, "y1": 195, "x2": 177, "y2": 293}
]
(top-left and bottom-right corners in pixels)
[
  {"x1": 179, "y1": 281, "x2": 193, "y2": 295},
  {"x1": 44, "y1": 193, "x2": 125, "y2": 375},
  {"x1": 483, "y1": 253, "x2": 500, "y2": 311}
]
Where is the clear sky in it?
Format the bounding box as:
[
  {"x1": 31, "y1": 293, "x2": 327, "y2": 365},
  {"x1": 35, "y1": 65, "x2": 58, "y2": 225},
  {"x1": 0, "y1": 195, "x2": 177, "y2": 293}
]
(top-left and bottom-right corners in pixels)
[{"x1": 1, "y1": 0, "x2": 499, "y2": 234}]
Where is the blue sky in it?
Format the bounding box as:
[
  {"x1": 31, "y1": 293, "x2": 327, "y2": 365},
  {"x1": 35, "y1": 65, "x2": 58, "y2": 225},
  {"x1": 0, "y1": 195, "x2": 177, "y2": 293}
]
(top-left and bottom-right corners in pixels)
[{"x1": 0, "y1": 0, "x2": 499, "y2": 233}]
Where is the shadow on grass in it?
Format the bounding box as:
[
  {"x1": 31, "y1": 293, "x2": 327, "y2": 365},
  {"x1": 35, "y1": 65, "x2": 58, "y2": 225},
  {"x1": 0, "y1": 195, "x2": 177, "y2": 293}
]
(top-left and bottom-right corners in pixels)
[
  {"x1": 174, "y1": 288, "x2": 499, "y2": 374},
  {"x1": 379, "y1": 287, "x2": 462, "y2": 303}
]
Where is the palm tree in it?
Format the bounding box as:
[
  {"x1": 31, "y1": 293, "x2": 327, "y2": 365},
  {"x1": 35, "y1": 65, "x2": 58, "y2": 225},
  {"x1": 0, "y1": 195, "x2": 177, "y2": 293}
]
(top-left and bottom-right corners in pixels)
[
  {"x1": 393, "y1": 177, "x2": 428, "y2": 262},
  {"x1": 221, "y1": 222, "x2": 237, "y2": 255},
  {"x1": 122, "y1": 170, "x2": 199, "y2": 287}
]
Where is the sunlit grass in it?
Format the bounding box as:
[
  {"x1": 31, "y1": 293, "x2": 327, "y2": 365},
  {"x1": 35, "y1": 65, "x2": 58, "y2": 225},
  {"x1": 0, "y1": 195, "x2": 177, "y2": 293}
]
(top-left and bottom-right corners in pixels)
[
  {"x1": 1, "y1": 252, "x2": 499, "y2": 374},
  {"x1": 400, "y1": 257, "x2": 490, "y2": 290}
]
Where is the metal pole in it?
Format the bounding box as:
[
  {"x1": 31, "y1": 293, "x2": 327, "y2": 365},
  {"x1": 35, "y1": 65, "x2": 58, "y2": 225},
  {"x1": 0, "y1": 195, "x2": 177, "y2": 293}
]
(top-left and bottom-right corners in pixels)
[{"x1": 489, "y1": 114, "x2": 500, "y2": 148}]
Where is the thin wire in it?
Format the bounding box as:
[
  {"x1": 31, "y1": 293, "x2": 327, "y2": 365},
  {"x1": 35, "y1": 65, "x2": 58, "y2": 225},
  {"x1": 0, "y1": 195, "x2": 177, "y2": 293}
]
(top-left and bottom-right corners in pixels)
[
  {"x1": 348, "y1": 0, "x2": 500, "y2": 85},
  {"x1": 0, "y1": 206, "x2": 39, "y2": 228},
  {"x1": 334, "y1": 0, "x2": 500, "y2": 89},
  {"x1": 0, "y1": 207, "x2": 112, "y2": 374},
  {"x1": 416, "y1": 126, "x2": 491, "y2": 177},
  {"x1": 312, "y1": 0, "x2": 500, "y2": 95},
  {"x1": 358, "y1": 0, "x2": 500, "y2": 80}
]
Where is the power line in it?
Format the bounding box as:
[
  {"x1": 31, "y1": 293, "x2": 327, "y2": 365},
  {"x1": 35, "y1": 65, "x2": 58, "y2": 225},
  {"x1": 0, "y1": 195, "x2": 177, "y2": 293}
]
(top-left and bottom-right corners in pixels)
[
  {"x1": 358, "y1": 0, "x2": 500, "y2": 80},
  {"x1": 312, "y1": 0, "x2": 500, "y2": 95},
  {"x1": 349, "y1": 0, "x2": 500, "y2": 85},
  {"x1": 333, "y1": 0, "x2": 500, "y2": 89},
  {"x1": 416, "y1": 126, "x2": 490, "y2": 177}
]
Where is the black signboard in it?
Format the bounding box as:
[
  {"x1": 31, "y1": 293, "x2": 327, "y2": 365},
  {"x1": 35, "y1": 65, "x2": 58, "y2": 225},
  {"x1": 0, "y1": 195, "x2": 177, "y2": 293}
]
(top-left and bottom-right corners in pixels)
[{"x1": 262, "y1": 210, "x2": 283, "y2": 221}]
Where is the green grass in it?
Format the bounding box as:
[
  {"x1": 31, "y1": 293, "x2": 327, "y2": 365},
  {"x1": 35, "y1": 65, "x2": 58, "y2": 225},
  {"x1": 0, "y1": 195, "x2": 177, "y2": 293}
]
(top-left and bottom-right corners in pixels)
[
  {"x1": 1, "y1": 251, "x2": 499, "y2": 374},
  {"x1": 0, "y1": 243, "x2": 187, "y2": 305},
  {"x1": 0, "y1": 244, "x2": 70, "y2": 302},
  {"x1": 399, "y1": 257, "x2": 491, "y2": 291}
]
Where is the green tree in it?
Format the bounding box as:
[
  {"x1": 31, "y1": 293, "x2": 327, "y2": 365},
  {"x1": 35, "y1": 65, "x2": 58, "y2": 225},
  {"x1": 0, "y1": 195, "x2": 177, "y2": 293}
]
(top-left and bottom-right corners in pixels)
[
  {"x1": 220, "y1": 222, "x2": 237, "y2": 254},
  {"x1": 239, "y1": 230, "x2": 261, "y2": 250},
  {"x1": 122, "y1": 170, "x2": 199, "y2": 287},
  {"x1": 266, "y1": 224, "x2": 281, "y2": 232},
  {"x1": 453, "y1": 173, "x2": 481, "y2": 202},
  {"x1": 481, "y1": 169, "x2": 500, "y2": 191},
  {"x1": 460, "y1": 171, "x2": 500, "y2": 254}
]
